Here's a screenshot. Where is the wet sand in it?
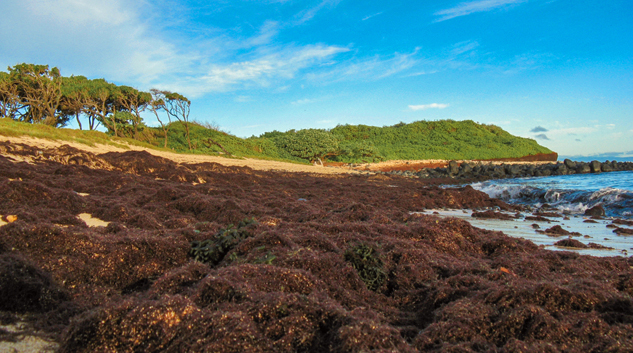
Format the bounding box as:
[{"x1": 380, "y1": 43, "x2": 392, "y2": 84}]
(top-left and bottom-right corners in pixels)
[{"x1": 428, "y1": 209, "x2": 633, "y2": 257}]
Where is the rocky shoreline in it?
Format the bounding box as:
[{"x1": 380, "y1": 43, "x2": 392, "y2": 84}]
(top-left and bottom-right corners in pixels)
[{"x1": 382, "y1": 159, "x2": 633, "y2": 180}]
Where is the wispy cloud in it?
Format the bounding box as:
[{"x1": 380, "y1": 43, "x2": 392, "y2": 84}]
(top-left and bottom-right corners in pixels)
[
  {"x1": 306, "y1": 49, "x2": 420, "y2": 83},
  {"x1": 408, "y1": 103, "x2": 450, "y2": 111},
  {"x1": 235, "y1": 96, "x2": 252, "y2": 102},
  {"x1": 434, "y1": 0, "x2": 529, "y2": 22},
  {"x1": 0, "y1": 0, "x2": 351, "y2": 98},
  {"x1": 292, "y1": 98, "x2": 317, "y2": 105},
  {"x1": 362, "y1": 12, "x2": 384, "y2": 21},
  {"x1": 0, "y1": 0, "x2": 190, "y2": 85},
  {"x1": 163, "y1": 44, "x2": 349, "y2": 96},
  {"x1": 293, "y1": 0, "x2": 342, "y2": 25}
]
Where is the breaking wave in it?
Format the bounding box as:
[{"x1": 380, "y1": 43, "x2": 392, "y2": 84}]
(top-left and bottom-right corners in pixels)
[{"x1": 471, "y1": 171, "x2": 633, "y2": 218}]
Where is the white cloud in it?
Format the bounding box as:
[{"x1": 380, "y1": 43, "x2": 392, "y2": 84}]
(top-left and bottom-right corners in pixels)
[
  {"x1": 408, "y1": 103, "x2": 449, "y2": 111},
  {"x1": 0, "y1": 0, "x2": 192, "y2": 85},
  {"x1": 0, "y1": 0, "x2": 351, "y2": 98},
  {"x1": 167, "y1": 44, "x2": 350, "y2": 96},
  {"x1": 292, "y1": 98, "x2": 317, "y2": 105},
  {"x1": 235, "y1": 96, "x2": 252, "y2": 102},
  {"x1": 306, "y1": 49, "x2": 420, "y2": 83},
  {"x1": 293, "y1": 0, "x2": 342, "y2": 25},
  {"x1": 434, "y1": 0, "x2": 529, "y2": 22}
]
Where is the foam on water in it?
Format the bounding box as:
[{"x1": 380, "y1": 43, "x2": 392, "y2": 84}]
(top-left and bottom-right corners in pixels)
[{"x1": 471, "y1": 171, "x2": 633, "y2": 219}]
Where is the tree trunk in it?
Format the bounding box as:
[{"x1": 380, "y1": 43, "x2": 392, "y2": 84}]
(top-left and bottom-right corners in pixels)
[{"x1": 185, "y1": 122, "x2": 192, "y2": 150}]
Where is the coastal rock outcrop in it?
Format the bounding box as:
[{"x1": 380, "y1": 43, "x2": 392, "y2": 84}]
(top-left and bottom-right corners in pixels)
[
  {"x1": 585, "y1": 205, "x2": 606, "y2": 218},
  {"x1": 380, "y1": 159, "x2": 633, "y2": 181}
]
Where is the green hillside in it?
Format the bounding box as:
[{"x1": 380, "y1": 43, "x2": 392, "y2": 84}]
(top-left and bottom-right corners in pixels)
[
  {"x1": 328, "y1": 120, "x2": 553, "y2": 162},
  {"x1": 1, "y1": 63, "x2": 553, "y2": 165},
  {"x1": 0, "y1": 118, "x2": 553, "y2": 164}
]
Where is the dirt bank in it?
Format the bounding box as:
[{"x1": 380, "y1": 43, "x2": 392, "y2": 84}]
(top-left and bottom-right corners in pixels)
[{"x1": 1, "y1": 141, "x2": 633, "y2": 352}]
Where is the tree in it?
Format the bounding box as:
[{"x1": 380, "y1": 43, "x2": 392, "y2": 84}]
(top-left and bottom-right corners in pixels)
[
  {"x1": 149, "y1": 89, "x2": 171, "y2": 148},
  {"x1": 6, "y1": 63, "x2": 68, "y2": 127},
  {"x1": 84, "y1": 79, "x2": 119, "y2": 136},
  {"x1": 115, "y1": 85, "x2": 151, "y2": 139},
  {"x1": 163, "y1": 91, "x2": 192, "y2": 150},
  {"x1": 59, "y1": 75, "x2": 91, "y2": 130},
  {"x1": 0, "y1": 71, "x2": 25, "y2": 119},
  {"x1": 274, "y1": 129, "x2": 340, "y2": 164}
]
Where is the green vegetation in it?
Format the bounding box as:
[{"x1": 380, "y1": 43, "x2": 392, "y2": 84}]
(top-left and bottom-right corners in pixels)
[
  {"x1": 1, "y1": 62, "x2": 554, "y2": 164},
  {"x1": 344, "y1": 243, "x2": 386, "y2": 292},
  {"x1": 261, "y1": 128, "x2": 340, "y2": 164},
  {"x1": 189, "y1": 218, "x2": 258, "y2": 266},
  {"x1": 0, "y1": 117, "x2": 156, "y2": 150},
  {"x1": 329, "y1": 120, "x2": 553, "y2": 161}
]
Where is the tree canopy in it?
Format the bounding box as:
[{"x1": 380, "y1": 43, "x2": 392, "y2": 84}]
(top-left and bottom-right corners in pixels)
[{"x1": 0, "y1": 63, "x2": 189, "y2": 143}]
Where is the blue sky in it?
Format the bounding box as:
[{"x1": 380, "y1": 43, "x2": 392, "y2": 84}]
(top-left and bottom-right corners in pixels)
[{"x1": 0, "y1": 0, "x2": 632, "y2": 158}]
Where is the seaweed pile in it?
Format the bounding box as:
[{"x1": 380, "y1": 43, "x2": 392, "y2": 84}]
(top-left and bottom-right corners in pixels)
[{"x1": 1, "y1": 142, "x2": 633, "y2": 352}]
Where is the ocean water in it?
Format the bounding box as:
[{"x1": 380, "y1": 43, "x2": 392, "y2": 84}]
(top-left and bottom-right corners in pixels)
[{"x1": 471, "y1": 171, "x2": 633, "y2": 219}]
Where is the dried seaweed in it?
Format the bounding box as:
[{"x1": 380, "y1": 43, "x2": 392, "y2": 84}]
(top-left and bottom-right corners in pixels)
[{"x1": 1, "y1": 143, "x2": 633, "y2": 352}]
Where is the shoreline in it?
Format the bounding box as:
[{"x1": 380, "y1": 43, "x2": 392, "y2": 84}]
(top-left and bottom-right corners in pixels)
[
  {"x1": 3, "y1": 137, "x2": 633, "y2": 351},
  {"x1": 3, "y1": 136, "x2": 630, "y2": 182}
]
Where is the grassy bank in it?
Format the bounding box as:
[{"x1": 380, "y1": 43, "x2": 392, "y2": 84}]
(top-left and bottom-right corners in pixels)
[{"x1": 0, "y1": 118, "x2": 554, "y2": 164}]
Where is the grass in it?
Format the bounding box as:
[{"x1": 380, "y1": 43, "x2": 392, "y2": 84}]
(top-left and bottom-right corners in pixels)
[
  {"x1": 0, "y1": 118, "x2": 157, "y2": 151},
  {"x1": 0, "y1": 118, "x2": 555, "y2": 164}
]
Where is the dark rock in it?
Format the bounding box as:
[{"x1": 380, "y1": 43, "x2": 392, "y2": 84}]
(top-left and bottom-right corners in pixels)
[
  {"x1": 472, "y1": 210, "x2": 517, "y2": 220},
  {"x1": 590, "y1": 160, "x2": 602, "y2": 173},
  {"x1": 535, "y1": 168, "x2": 552, "y2": 177},
  {"x1": 525, "y1": 215, "x2": 553, "y2": 222},
  {"x1": 601, "y1": 163, "x2": 613, "y2": 172},
  {"x1": 584, "y1": 205, "x2": 606, "y2": 217},
  {"x1": 613, "y1": 219, "x2": 633, "y2": 226},
  {"x1": 544, "y1": 225, "x2": 571, "y2": 236},
  {"x1": 460, "y1": 163, "x2": 473, "y2": 175},
  {"x1": 505, "y1": 164, "x2": 522, "y2": 176},
  {"x1": 554, "y1": 164, "x2": 570, "y2": 175},
  {"x1": 533, "y1": 212, "x2": 563, "y2": 218},
  {"x1": 576, "y1": 163, "x2": 591, "y2": 174},
  {"x1": 491, "y1": 165, "x2": 506, "y2": 178},
  {"x1": 614, "y1": 228, "x2": 633, "y2": 235},
  {"x1": 563, "y1": 159, "x2": 576, "y2": 169},
  {"x1": 587, "y1": 243, "x2": 614, "y2": 250},
  {"x1": 448, "y1": 160, "x2": 459, "y2": 175},
  {"x1": 554, "y1": 239, "x2": 587, "y2": 248}
]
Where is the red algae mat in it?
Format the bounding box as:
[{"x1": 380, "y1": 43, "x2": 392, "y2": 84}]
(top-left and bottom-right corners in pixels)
[{"x1": 1, "y1": 142, "x2": 633, "y2": 352}]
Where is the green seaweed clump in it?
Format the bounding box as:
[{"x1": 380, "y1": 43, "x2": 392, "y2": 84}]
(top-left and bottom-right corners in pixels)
[
  {"x1": 344, "y1": 244, "x2": 386, "y2": 291},
  {"x1": 189, "y1": 218, "x2": 257, "y2": 266}
]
